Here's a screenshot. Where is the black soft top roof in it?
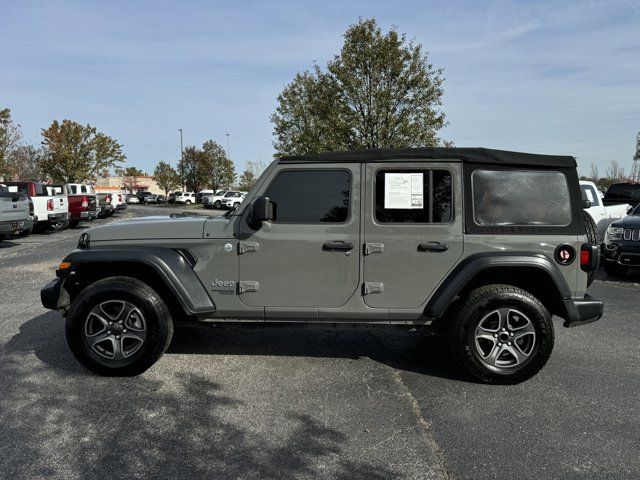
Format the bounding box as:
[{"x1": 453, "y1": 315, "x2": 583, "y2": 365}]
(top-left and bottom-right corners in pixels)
[{"x1": 280, "y1": 147, "x2": 576, "y2": 168}]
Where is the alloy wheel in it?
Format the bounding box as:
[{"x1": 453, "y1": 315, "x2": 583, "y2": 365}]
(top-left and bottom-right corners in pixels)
[{"x1": 84, "y1": 300, "x2": 147, "y2": 360}]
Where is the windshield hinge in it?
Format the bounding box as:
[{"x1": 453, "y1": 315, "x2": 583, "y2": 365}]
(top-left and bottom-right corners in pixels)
[{"x1": 239, "y1": 241, "x2": 260, "y2": 255}]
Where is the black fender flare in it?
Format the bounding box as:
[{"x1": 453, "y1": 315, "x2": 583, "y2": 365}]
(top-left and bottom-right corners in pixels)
[
  {"x1": 425, "y1": 253, "x2": 571, "y2": 318},
  {"x1": 62, "y1": 246, "x2": 216, "y2": 315}
]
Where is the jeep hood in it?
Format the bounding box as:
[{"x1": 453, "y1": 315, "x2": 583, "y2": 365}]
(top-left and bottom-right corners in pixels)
[{"x1": 87, "y1": 215, "x2": 209, "y2": 241}]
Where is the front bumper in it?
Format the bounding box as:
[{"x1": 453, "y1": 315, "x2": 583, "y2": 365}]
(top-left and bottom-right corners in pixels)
[
  {"x1": 563, "y1": 294, "x2": 604, "y2": 327},
  {"x1": 41, "y1": 276, "x2": 69, "y2": 312}
]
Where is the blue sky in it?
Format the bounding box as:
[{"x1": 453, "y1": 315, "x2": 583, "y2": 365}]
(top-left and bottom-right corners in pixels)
[{"x1": 1, "y1": 0, "x2": 639, "y2": 177}]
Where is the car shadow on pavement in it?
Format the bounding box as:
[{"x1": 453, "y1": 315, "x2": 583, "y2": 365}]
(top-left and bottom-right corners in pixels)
[
  {"x1": 167, "y1": 323, "x2": 469, "y2": 383},
  {"x1": 0, "y1": 312, "x2": 404, "y2": 479}
]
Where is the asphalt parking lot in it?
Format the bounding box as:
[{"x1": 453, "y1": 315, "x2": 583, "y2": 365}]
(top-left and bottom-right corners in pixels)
[{"x1": 0, "y1": 204, "x2": 638, "y2": 479}]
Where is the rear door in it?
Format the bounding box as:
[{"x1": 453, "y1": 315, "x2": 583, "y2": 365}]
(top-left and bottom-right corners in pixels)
[
  {"x1": 238, "y1": 164, "x2": 360, "y2": 313},
  {"x1": 362, "y1": 162, "x2": 464, "y2": 309}
]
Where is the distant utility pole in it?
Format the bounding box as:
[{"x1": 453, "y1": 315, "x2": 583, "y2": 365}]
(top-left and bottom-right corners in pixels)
[
  {"x1": 631, "y1": 132, "x2": 640, "y2": 182},
  {"x1": 225, "y1": 133, "x2": 230, "y2": 158},
  {"x1": 179, "y1": 128, "x2": 185, "y2": 190}
]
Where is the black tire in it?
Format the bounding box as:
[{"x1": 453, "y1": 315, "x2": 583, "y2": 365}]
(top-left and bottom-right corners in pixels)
[
  {"x1": 233, "y1": 202, "x2": 240, "y2": 208},
  {"x1": 17, "y1": 227, "x2": 33, "y2": 237},
  {"x1": 185, "y1": 200, "x2": 192, "y2": 205},
  {"x1": 69, "y1": 219, "x2": 79, "y2": 228},
  {"x1": 450, "y1": 284, "x2": 554, "y2": 385},
  {"x1": 583, "y1": 211, "x2": 598, "y2": 287},
  {"x1": 213, "y1": 200, "x2": 221, "y2": 209},
  {"x1": 604, "y1": 261, "x2": 626, "y2": 277},
  {"x1": 66, "y1": 276, "x2": 173, "y2": 376}
]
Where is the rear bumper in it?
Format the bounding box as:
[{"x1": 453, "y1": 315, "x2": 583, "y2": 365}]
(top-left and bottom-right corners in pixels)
[
  {"x1": 47, "y1": 212, "x2": 69, "y2": 222},
  {"x1": 563, "y1": 294, "x2": 604, "y2": 327},
  {"x1": 0, "y1": 219, "x2": 26, "y2": 233}
]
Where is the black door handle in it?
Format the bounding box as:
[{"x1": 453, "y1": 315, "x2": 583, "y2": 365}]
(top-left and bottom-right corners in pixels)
[
  {"x1": 418, "y1": 242, "x2": 449, "y2": 252},
  {"x1": 323, "y1": 241, "x2": 354, "y2": 252}
]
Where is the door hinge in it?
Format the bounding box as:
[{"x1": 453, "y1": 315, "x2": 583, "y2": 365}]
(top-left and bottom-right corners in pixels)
[
  {"x1": 239, "y1": 241, "x2": 260, "y2": 254},
  {"x1": 363, "y1": 282, "x2": 384, "y2": 295},
  {"x1": 238, "y1": 280, "x2": 260, "y2": 293},
  {"x1": 364, "y1": 243, "x2": 384, "y2": 255}
]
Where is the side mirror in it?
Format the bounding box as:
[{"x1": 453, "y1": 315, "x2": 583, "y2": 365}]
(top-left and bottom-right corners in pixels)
[
  {"x1": 251, "y1": 196, "x2": 274, "y2": 223},
  {"x1": 582, "y1": 199, "x2": 591, "y2": 209}
]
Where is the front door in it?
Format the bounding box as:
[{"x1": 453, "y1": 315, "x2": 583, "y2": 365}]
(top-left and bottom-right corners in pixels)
[
  {"x1": 238, "y1": 164, "x2": 360, "y2": 312},
  {"x1": 363, "y1": 162, "x2": 464, "y2": 309}
]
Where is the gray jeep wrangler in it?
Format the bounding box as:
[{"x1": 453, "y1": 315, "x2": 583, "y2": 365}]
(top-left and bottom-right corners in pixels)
[{"x1": 41, "y1": 148, "x2": 603, "y2": 384}]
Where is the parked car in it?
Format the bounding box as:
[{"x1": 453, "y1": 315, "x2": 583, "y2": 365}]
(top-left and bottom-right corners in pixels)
[
  {"x1": 144, "y1": 194, "x2": 159, "y2": 204},
  {"x1": 174, "y1": 192, "x2": 196, "y2": 204},
  {"x1": 64, "y1": 183, "x2": 98, "y2": 226},
  {"x1": 603, "y1": 182, "x2": 640, "y2": 208},
  {"x1": 197, "y1": 190, "x2": 214, "y2": 203},
  {"x1": 111, "y1": 192, "x2": 127, "y2": 211},
  {"x1": 136, "y1": 191, "x2": 153, "y2": 203},
  {"x1": 167, "y1": 191, "x2": 181, "y2": 204},
  {"x1": 603, "y1": 203, "x2": 640, "y2": 276},
  {"x1": 221, "y1": 191, "x2": 247, "y2": 209},
  {"x1": 156, "y1": 195, "x2": 166, "y2": 204},
  {"x1": 0, "y1": 184, "x2": 30, "y2": 241},
  {"x1": 43, "y1": 147, "x2": 602, "y2": 383},
  {"x1": 96, "y1": 193, "x2": 115, "y2": 218},
  {"x1": 4, "y1": 181, "x2": 69, "y2": 231},
  {"x1": 202, "y1": 190, "x2": 234, "y2": 209},
  {"x1": 580, "y1": 180, "x2": 630, "y2": 243},
  {"x1": 127, "y1": 195, "x2": 140, "y2": 204}
]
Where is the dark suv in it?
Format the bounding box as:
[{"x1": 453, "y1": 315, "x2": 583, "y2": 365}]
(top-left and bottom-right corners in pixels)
[{"x1": 603, "y1": 203, "x2": 640, "y2": 275}]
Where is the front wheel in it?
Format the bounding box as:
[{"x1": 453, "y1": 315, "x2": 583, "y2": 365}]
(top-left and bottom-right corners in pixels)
[
  {"x1": 450, "y1": 284, "x2": 554, "y2": 384},
  {"x1": 66, "y1": 277, "x2": 173, "y2": 376},
  {"x1": 213, "y1": 200, "x2": 222, "y2": 209},
  {"x1": 185, "y1": 200, "x2": 192, "y2": 205}
]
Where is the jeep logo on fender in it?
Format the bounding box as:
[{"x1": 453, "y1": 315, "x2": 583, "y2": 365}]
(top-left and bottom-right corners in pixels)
[{"x1": 210, "y1": 278, "x2": 236, "y2": 294}]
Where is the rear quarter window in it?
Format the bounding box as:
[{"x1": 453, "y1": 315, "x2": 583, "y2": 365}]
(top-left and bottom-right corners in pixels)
[{"x1": 472, "y1": 170, "x2": 571, "y2": 226}]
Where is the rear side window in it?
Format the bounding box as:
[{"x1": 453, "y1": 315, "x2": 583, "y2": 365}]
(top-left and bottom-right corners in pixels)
[
  {"x1": 265, "y1": 170, "x2": 350, "y2": 223},
  {"x1": 374, "y1": 169, "x2": 452, "y2": 223},
  {"x1": 472, "y1": 170, "x2": 571, "y2": 226}
]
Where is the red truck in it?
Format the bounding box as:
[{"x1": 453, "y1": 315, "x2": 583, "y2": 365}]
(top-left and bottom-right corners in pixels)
[{"x1": 50, "y1": 183, "x2": 97, "y2": 226}]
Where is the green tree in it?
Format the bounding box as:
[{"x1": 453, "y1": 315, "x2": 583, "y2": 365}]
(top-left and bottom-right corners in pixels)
[
  {"x1": 237, "y1": 170, "x2": 256, "y2": 191},
  {"x1": 202, "y1": 140, "x2": 235, "y2": 191},
  {"x1": 0, "y1": 108, "x2": 22, "y2": 180},
  {"x1": 121, "y1": 166, "x2": 145, "y2": 193},
  {"x1": 153, "y1": 161, "x2": 181, "y2": 196},
  {"x1": 271, "y1": 18, "x2": 447, "y2": 156},
  {"x1": 6, "y1": 145, "x2": 45, "y2": 181},
  {"x1": 40, "y1": 119, "x2": 125, "y2": 183},
  {"x1": 178, "y1": 146, "x2": 208, "y2": 193}
]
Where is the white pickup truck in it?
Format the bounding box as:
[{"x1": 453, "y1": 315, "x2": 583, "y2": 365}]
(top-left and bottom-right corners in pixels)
[
  {"x1": 0, "y1": 185, "x2": 30, "y2": 240},
  {"x1": 580, "y1": 180, "x2": 631, "y2": 242},
  {"x1": 5, "y1": 181, "x2": 69, "y2": 231}
]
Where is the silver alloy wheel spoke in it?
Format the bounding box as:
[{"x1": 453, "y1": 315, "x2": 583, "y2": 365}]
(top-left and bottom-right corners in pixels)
[
  {"x1": 84, "y1": 300, "x2": 147, "y2": 361},
  {"x1": 474, "y1": 307, "x2": 536, "y2": 371}
]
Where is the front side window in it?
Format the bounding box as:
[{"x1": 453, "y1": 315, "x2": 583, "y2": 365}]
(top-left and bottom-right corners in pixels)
[
  {"x1": 375, "y1": 169, "x2": 452, "y2": 223},
  {"x1": 265, "y1": 170, "x2": 351, "y2": 223},
  {"x1": 472, "y1": 170, "x2": 571, "y2": 226}
]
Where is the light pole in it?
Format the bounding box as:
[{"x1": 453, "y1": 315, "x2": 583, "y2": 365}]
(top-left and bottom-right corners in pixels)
[
  {"x1": 179, "y1": 128, "x2": 184, "y2": 190},
  {"x1": 225, "y1": 133, "x2": 230, "y2": 158}
]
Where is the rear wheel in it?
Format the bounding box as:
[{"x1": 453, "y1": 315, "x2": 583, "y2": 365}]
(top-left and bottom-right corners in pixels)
[
  {"x1": 450, "y1": 284, "x2": 554, "y2": 384},
  {"x1": 66, "y1": 277, "x2": 173, "y2": 376},
  {"x1": 185, "y1": 200, "x2": 192, "y2": 205}
]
